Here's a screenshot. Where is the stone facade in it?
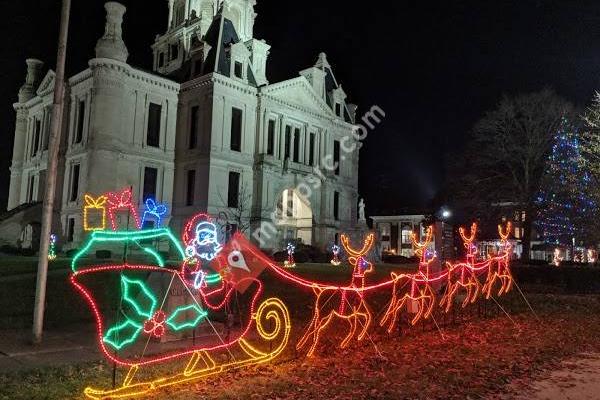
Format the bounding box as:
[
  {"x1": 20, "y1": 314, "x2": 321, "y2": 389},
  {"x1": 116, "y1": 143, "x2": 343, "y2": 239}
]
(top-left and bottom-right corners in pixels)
[{"x1": 5, "y1": 0, "x2": 361, "y2": 251}]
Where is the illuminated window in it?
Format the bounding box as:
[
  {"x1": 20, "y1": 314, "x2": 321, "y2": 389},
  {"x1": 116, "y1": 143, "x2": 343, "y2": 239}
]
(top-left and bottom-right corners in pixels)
[{"x1": 401, "y1": 230, "x2": 412, "y2": 245}]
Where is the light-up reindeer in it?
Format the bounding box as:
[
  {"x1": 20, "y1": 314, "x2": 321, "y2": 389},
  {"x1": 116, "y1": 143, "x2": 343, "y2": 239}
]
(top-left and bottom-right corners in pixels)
[
  {"x1": 380, "y1": 227, "x2": 437, "y2": 332},
  {"x1": 297, "y1": 233, "x2": 374, "y2": 357},
  {"x1": 440, "y1": 223, "x2": 482, "y2": 312},
  {"x1": 482, "y1": 222, "x2": 513, "y2": 298}
]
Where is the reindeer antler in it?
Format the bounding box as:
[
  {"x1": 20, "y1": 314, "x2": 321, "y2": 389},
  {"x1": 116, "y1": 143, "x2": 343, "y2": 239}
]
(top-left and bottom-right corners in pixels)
[
  {"x1": 411, "y1": 226, "x2": 433, "y2": 258},
  {"x1": 459, "y1": 223, "x2": 478, "y2": 244},
  {"x1": 341, "y1": 233, "x2": 374, "y2": 258},
  {"x1": 498, "y1": 222, "x2": 512, "y2": 241}
]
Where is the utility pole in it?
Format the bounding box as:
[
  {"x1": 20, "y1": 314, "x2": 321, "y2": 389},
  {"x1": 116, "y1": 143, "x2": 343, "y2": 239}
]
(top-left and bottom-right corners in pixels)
[{"x1": 32, "y1": 0, "x2": 71, "y2": 344}]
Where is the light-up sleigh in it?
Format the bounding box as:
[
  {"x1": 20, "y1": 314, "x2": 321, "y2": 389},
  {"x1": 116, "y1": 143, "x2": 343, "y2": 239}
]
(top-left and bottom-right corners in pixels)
[{"x1": 70, "y1": 229, "x2": 290, "y2": 399}]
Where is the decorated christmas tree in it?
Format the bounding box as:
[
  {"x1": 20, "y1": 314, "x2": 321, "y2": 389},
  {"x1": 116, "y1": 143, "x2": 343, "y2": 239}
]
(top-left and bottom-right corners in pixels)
[{"x1": 536, "y1": 121, "x2": 595, "y2": 247}]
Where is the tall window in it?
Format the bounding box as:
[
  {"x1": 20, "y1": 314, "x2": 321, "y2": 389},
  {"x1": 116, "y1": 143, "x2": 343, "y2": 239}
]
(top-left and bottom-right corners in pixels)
[
  {"x1": 27, "y1": 175, "x2": 35, "y2": 202},
  {"x1": 230, "y1": 108, "x2": 242, "y2": 152},
  {"x1": 158, "y1": 53, "x2": 165, "y2": 67},
  {"x1": 69, "y1": 164, "x2": 80, "y2": 202},
  {"x1": 293, "y1": 128, "x2": 300, "y2": 162},
  {"x1": 333, "y1": 191, "x2": 340, "y2": 221},
  {"x1": 335, "y1": 103, "x2": 342, "y2": 117},
  {"x1": 309, "y1": 132, "x2": 315, "y2": 166},
  {"x1": 143, "y1": 167, "x2": 158, "y2": 201},
  {"x1": 170, "y1": 43, "x2": 179, "y2": 61},
  {"x1": 186, "y1": 169, "x2": 196, "y2": 206},
  {"x1": 75, "y1": 100, "x2": 85, "y2": 144},
  {"x1": 67, "y1": 217, "x2": 75, "y2": 242},
  {"x1": 284, "y1": 126, "x2": 291, "y2": 160},
  {"x1": 266, "y1": 120, "x2": 275, "y2": 156},
  {"x1": 228, "y1": 172, "x2": 240, "y2": 208},
  {"x1": 189, "y1": 106, "x2": 199, "y2": 149},
  {"x1": 234, "y1": 61, "x2": 243, "y2": 79},
  {"x1": 333, "y1": 140, "x2": 340, "y2": 176},
  {"x1": 147, "y1": 103, "x2": 162, "y2": 148},
  {"x1": 32, "y1": 119, "x2": 41, "y2": 157}
]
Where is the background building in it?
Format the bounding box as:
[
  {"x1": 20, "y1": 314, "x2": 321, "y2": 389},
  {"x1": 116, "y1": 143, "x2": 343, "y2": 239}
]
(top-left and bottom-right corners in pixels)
[{"x1": 2, "y1": 0, "x2": 361, "y2": 252}]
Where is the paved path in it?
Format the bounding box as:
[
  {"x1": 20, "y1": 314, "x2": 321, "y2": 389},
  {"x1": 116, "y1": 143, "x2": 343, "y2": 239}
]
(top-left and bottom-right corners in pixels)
[{"x1": 491, "y1": 353, "x2": 600, "y2": 400}]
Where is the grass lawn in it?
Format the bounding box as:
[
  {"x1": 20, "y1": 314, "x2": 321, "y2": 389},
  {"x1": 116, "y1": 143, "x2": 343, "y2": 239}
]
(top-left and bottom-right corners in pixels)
[
  {"x1": 2, "y1": 254, "x2": 599, "y2": 399},
  {"x1": 1, "y1": 291, "x2": 599, "y2": 399}
]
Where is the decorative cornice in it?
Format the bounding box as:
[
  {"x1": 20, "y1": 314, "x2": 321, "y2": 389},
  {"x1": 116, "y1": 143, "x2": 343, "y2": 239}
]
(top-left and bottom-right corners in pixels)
[{"x1": 89, "y1": 58, "x2": 180, "y2": 92}]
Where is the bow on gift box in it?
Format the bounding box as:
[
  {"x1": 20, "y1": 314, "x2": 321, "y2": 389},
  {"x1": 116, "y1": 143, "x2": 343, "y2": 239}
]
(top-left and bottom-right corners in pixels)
[
  {"x1": 141, "y1": 199, "x2": 168, "y2": 228},
  {"x1": 83, "y1": 194, "x2": 108, "y2": 231},
  {"x1": 106, "y1": 188, "x2": 141, "y2": 231},
  {"x1": 103, "y1": 275, "x2": 208, "y2": 350}
]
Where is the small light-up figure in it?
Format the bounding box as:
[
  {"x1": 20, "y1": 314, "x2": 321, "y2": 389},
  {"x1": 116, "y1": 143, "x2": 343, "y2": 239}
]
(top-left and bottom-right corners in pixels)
[
  {"x1": 331, "y1": 244, "x2": 341, "y2": 266},
  {"x1": 284, "y1": 243, "x2": 296, "y2": 268},
  {"x1": 185, "y1": 220, "x2": 223, "y2": 262},
  {"x1": 48, "y1": 234, "x2": 57, "y2": 261},
  {"x1": 141, "y1": 198, "x2": 168, "y2": 228}
]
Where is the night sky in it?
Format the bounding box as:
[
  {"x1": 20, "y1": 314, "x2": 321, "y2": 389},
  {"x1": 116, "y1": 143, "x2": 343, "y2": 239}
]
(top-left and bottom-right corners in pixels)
[{"x1": 2, "y1": 1, "x2": 600, "y2": 215}]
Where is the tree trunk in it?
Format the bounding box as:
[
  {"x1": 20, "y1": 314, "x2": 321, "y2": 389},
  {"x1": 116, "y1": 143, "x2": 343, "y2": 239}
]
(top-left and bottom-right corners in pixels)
[{"x1": 521, "y1": 203, "x2": 533, "y2": 262}]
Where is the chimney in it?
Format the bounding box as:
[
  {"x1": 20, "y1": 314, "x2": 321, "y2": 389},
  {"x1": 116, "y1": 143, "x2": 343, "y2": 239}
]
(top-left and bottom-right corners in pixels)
[
  {"x1": 95, "y1": 2, "x2": 129, "y2": 62},
  {"x1": 18, "y1": 59, "x2": 44, "y2": 103}
]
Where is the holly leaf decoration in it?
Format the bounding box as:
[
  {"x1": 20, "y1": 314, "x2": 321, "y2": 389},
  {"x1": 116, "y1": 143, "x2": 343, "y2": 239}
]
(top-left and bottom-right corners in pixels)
[
  {"x1": 121, "y1": 275, "x2": 157, "y2": 319},
  {"x1": 103, "y1": 320, "x2": 142, "y2": 350},
  {"x1": 166, "y1": 305, "x2": 208, "y2": 331}
]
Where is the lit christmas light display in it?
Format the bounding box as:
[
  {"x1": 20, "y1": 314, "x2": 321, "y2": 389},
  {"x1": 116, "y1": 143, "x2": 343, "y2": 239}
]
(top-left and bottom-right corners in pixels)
[
  {"x1": 141, "y1": 198, "x2": 168, "y2": 228},
  {"x1": 106, "y1": 187, "x2": 141, "y2": 231},
  {"x1": 48, "y1": 234, "x2": 57, "y2": 261},
  {"x1": 330, "y1": 244, "x2": 341, "y2": 266},
  {"x1": 537, "y1": 122, "x2": 596, "y2": 249},
  {"x1": 72, "y1": 224, "x2": 290, "y2": 399},
  {"x1": 83, "y1": 194, "x2": 107, "y2": 231},
  {"x1": 297, "y1": 233, "x2": 375, "y2": 356},
  {"x1": 283, "y1": 242, "x2": 296, "y2": 268},
  {"x1": 74, "y1": 211, "x2": 515, "y2": 397}
]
